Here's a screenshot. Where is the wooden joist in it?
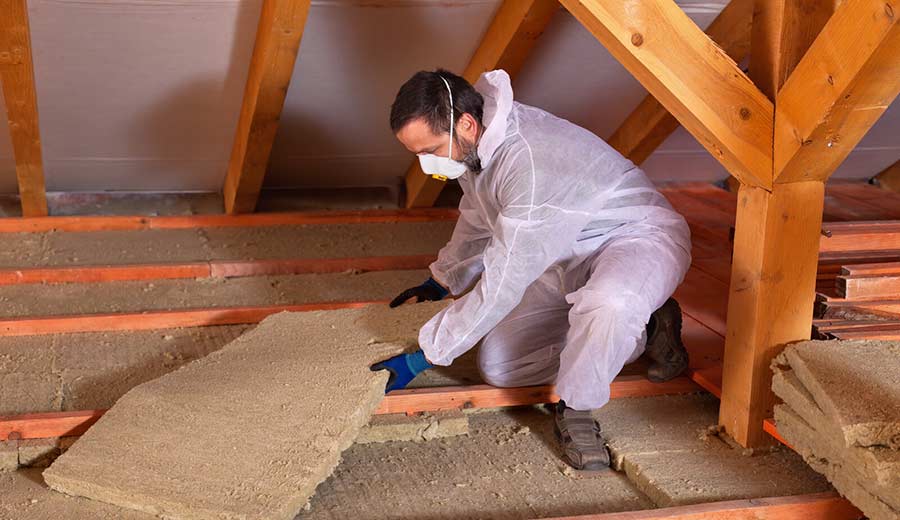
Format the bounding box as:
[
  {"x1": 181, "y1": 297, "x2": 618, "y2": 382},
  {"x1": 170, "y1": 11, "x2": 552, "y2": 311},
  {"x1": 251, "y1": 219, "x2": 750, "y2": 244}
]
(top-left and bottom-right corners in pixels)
[
  {"x1": 0, "y1": 301, "x2": 385, "y2": 336},
  {"x1": 0, "y1": 376, "x2": 701, "y2": 441},
  {"x1": 559, "y1": 0, "x2": 774, "y2": 189},
  {"x1": 404, "y1": 0, "x2": 559, "y2": 208},
  {"x1": 0, "y1": 208, "x2": 458, "y2": 233},
  {"x1": 0, "y1": 0, "x2": 49, "y2": 216},
  {"x1": 0, "y1": 255, "x2": 435, "y2": 286},
  {"x1": 223, "y1": 0, "x2": 312, "y2": 214},
  {"x1": 544, "y1": 492, "x2": 859, "y2": 520},
  {"x1": 774, "y1": 0, "x2": 900, "y2": 184},
  {"x1": 606, "y1": 0, "x2": 753, "y2": 164}
]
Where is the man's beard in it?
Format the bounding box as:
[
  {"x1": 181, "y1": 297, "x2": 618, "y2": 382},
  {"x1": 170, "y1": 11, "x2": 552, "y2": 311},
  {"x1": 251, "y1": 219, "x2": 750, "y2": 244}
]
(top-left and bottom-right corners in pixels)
[{"x1": 456, "y1": 135, "x2": 482, "y2": 174}]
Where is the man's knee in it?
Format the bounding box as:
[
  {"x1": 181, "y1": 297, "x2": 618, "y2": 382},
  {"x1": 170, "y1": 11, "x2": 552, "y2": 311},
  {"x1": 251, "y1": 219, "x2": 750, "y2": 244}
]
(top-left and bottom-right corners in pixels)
[{"x1": 476, "y1": 336, "x2": 559, "y2": 388}]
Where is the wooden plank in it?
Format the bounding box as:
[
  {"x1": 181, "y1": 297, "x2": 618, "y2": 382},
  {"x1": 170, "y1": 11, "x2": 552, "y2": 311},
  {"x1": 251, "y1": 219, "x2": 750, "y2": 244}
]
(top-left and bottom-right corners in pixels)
[
  {"x1": 815, "y1": 298, "x2": 900, "y2": 320},
  {"x1": 820, "y1": 221, "x2": 900, "y2": 253},
  {"x1": 837, "y1": 273, "x2": 900, "y2": 299},
  {"x1": 814, "y1": 320, "x2": 900, "y2": 340},
  {"x1": 208, "y1": 255, "x2": 436, "y2": 278},
  {"x1": 223, "y1": 0, "x2": 312, "y2": 214},
  {"x1": 841, "y1": 261, "x2": 900, "y2": 276},
  {"x1": 719, "y1": 182, "x2": 825, "y2": 448},
  {"x1": 0, "y1": 263, "x2": 211, "y2": 286},
  {"x1": 874, "y1": 159, "x2": 900, "y2": 193},
  {"x1": 0, "y1": 301, "x2": 385, "y2": 336},
  {"x1": 825, "y1": 182, "x2": 900, "y2": 220},
  {"x1": 404, "y1": 0, "x2": 559, "y2": 208},
  {"x1": 607, "y1": 0, "x2": 753, "y2": 164},
  {"x1": 749, "y1": 0, "x2": 836, "y2": 100},
  {"x1": 0, "y1": 255, "x2": 436, "y2": 286},
  {"x1": 0, "y1": 208, "x2": 459, "y2": 233},
  {"x1": 0, "y1": 376, "x2": 700, "y2": 441},
  {"x1": 543, "y1": 492, "x2": 859, "y2": 520},
  {"x1": 0, "y1": 0, "x2": 48, "y2": 216},
  {"x1": 0, "y1": 410, "x2": 105, "y2": 441},
  {"x1": 559, "y1": 0, "x2": 774, "y2": 189},
  {"x1": 774, "y1": 0, "x2": 900, "y2": 184},
  {"x1": 674, "y1": 267, "x2": 730, "y2": 337}
]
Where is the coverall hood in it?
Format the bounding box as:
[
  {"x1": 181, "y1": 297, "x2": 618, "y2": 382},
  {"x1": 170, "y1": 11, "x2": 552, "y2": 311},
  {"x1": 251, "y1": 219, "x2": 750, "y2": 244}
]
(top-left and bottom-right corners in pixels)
[{"x1": 473, "y1": 70, "x2": 514, "y2": 171}]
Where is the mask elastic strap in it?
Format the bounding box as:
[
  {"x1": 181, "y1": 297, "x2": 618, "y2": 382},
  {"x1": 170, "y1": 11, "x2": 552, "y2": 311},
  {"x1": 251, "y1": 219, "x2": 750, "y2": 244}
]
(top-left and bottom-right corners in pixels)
[{"x1": 439, "y1": 76, "x2": 454, "y2": 160}]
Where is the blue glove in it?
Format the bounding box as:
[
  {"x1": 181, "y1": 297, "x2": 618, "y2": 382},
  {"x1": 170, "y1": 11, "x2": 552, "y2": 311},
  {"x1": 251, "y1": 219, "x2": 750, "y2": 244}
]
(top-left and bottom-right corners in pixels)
[
  {"x1": 389, "y1": 277, "x2": 449, "y2": 308},
  {"x1": 370, "y1": 350, "x2": 433, "y2": 393}
]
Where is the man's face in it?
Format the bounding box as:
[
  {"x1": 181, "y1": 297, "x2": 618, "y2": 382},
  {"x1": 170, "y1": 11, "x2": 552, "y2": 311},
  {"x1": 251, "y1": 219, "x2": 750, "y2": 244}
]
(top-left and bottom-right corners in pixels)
[{"x1": 396, "y1": 114, "x2": 481, "y2": 172}]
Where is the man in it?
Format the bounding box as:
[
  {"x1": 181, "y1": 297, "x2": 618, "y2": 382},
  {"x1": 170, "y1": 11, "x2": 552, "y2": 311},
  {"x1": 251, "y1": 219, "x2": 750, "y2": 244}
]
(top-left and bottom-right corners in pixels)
[{"x1": 372, "y1": 69, "x2": 692, "y2": 470}]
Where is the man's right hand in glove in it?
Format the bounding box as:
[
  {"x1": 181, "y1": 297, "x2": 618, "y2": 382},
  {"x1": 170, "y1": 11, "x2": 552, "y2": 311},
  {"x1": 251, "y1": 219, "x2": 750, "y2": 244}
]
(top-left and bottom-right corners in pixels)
[{"x1": 389, "y1": 277, "x2": 449, "y2": 308}]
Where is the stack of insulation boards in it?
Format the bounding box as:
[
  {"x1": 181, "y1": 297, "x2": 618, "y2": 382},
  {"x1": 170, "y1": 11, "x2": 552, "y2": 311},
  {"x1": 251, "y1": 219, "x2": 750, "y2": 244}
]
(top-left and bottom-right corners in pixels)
[{"x1": 771, "y1": 340, "x2": 900, "y2": 520}]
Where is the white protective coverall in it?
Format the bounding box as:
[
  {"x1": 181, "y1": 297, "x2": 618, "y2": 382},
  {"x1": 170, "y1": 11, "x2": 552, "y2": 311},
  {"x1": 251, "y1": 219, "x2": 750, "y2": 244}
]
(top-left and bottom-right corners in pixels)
[{"x1": 419, "y1": 70, "x2": 692, "y2": 411}]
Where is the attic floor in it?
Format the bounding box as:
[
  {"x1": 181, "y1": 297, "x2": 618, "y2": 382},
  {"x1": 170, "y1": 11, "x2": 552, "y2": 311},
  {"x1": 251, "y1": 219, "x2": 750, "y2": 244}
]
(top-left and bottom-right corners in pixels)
[{"x1": 1, "y1": 181, "x2": 897, "y2": 518}]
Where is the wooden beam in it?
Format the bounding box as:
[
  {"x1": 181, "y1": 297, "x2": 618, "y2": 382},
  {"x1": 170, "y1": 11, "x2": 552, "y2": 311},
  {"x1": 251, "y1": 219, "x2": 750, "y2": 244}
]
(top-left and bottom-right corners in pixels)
[
  {"x1": 0, "y1": 254, "x2": 436, "y2": 286},
  {"x1": 0, "y1": 208, "x2": 459, "y2": 233},
  {"x1": 837, "y1": 273, "x2": 900, "y2": 299},
  {"x1": 607, "y1": 0, "x2": 754, "y2": 164},
  {"x1": 0, "y1": 0, "x2": 48, "y2": 216},
  {"x1": 403, "y1": 0, "x2": 559, "y2": 208},
  {"x1": 749, "y1": 0, "x2": 836, "y2": 100},
  {"x1": 719, "y1": 182, "x2": 825, "y2": 447},
  {"x1": 1, "y1": 376, "x2": 700, "y2": 440},
  {"x1": 543, "y1": 492, "x2": 859, "y2": 520},
  {"x1": 874, "y1": 159, "x2": 900, "y2": 193},
  {"x1": 223, "y1": 0, "x2": 311, "y2": 214},
  {"x1": 820, "y1": 221, "x2": 900, "y2": 253},
  {"x1": 774, "y1": 0, "x2": 900, "y2": 183},
  {"x1": 559, "y1": 0, "x2": 774, "y2": 189}
]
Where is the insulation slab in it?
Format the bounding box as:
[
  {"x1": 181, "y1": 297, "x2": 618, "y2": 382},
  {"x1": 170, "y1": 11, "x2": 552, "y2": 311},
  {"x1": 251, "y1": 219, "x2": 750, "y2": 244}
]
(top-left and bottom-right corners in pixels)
[
  {"x1": 776, "y1": 406, "x2": 899, "y2": 520},
  {"x1": 773, "y1": 366, "x2": 900, "y2": 489},
  {"x1": 594, "y1": 394, "x2": 829, "y2": 507},
  {"x1": 44, "y1": 302, "x2": 447, "y2": 520},
  {"x1": 777, "y1": 340, "x2": 900, "y2": 449}
]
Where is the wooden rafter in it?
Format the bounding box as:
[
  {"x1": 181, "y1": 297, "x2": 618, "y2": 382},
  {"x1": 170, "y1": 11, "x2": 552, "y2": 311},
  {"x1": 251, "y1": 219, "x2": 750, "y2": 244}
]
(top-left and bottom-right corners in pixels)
[
  {"x1": 874, "y1": 159, "x2": 900, "y2": 192},
  {"x1": 403, "y1": 0, "x2": 560, "y2": 208},
  {"x1": 223, "y1": 0, "x2": 311, "y2": 214},
  {"x1": 774, "y1": 0, "x2": 900, "y2": 183},
  {"x1": 0, "y1": 0, "x2": 48, "y2": 217},
  {"x1": 559, "y1": 0, "x2": 774, "y2": 189},
  {"x1": 749, "y1": 0, "x2": 837, "y2": 100},
  {"x1": 606, "y1": 0, "x2": 754, "y2": 164}
]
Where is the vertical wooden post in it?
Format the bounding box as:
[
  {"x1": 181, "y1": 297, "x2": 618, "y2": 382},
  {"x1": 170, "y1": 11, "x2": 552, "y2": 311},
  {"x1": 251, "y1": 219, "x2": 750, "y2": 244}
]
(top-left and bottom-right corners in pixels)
[
  {"x1": 719, "y1": 182, "x2": 824, "y2": 447},
  {"x1": 403, "y1": 0, "x2": 559, "y2": 208},
  {"x1": 223, "y1": 0, "x2": 311, "y2": 214},
  {"x1": 718, "y1": 0, "x2": 834, "y2": 447},
  {"x1": 0, "y1": 0, "x2": 49, "y2": 216}
]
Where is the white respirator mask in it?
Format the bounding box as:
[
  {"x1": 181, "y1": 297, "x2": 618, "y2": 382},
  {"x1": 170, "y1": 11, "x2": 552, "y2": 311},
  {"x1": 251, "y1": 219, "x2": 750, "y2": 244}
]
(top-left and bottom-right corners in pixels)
[{"x1": 417, "y1": 77, "x2": 468, "y2": 182}]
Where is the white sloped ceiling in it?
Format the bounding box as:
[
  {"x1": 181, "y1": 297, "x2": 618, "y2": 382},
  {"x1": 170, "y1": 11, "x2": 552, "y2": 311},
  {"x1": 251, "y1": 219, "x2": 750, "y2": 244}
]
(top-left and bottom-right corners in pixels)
[{"x1": 0, "y1": 0, "x2": 896, "y2": 194}]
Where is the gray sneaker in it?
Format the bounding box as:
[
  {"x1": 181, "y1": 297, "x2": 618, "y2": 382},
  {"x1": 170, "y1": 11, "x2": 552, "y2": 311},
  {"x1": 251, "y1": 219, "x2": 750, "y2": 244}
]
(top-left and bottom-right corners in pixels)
[
  {"x1": 644, "y1": 298, "x2": 689, "y2": 383},
  {"x1": 553, "y1": 401, "x2": 610, "y2": 470}
]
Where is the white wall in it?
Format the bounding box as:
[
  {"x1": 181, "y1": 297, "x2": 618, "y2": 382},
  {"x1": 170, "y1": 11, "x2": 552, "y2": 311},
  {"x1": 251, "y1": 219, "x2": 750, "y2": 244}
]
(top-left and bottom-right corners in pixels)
[{"x1": 0, "y1": 0, "x2": 896, "y2": 194}]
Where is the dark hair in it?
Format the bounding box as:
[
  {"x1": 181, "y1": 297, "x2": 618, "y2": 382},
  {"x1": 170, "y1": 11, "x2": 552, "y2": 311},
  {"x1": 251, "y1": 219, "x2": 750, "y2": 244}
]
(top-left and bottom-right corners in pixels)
[{"x1": 390, "y1": 69, "x2": 484, "y2": 135}]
